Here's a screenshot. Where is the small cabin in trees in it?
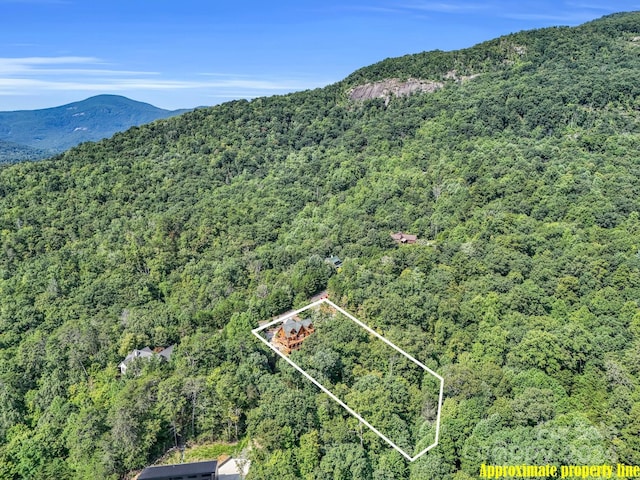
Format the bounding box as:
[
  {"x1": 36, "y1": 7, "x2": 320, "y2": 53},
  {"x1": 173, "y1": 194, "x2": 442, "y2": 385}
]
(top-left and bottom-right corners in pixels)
[
  {"x1": 118, "y1": 344, "x2": 175, "y2": 375},
  {"x1": 273, "y1": 317, "x2": 315, "y2": 354},
  {"x1": 391, "y1": 232, "x2": 417, "y2": 244}
]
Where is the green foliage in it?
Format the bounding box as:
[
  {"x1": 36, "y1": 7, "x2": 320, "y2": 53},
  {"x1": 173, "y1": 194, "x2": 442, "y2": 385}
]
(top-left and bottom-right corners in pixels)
[
  {"x1": 0, "y1": 140, "x2": 48, "y2": 163},
  {"x1": 0, "y1": 11, "x2": 640, "y2": 479}
]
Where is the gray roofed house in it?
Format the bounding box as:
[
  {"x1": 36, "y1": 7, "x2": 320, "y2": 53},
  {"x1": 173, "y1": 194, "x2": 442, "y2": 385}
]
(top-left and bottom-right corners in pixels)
[
  {"x1": 281, "y1": 317, "x2": 315, "y2": 335},
  {"x1": 119, "y1": 344, "x2": 175, "y2": 375},
  {"x1": 137, "y1": 460, "x2": 218, "y2": 480},
  {"x1": 282, "y1": 318, "x2": 301, "y2": 336},
  {"x1": 158, "y1": 344, "x2": 174, "y2": 360}
]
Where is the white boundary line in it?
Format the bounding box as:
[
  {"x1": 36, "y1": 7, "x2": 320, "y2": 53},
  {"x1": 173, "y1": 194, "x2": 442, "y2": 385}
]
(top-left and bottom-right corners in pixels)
[{"x1": 251, "y1": 298, "x2": 444, "y2": 462}]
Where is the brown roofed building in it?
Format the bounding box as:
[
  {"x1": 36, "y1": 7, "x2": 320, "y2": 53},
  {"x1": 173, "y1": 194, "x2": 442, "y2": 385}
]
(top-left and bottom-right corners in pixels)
[
  {"x1": 273, "y1": 316, "x2": 315, "y2": 354},
  {"x1": 391, "y1": 232, "x2": 418, "y2": 244}
]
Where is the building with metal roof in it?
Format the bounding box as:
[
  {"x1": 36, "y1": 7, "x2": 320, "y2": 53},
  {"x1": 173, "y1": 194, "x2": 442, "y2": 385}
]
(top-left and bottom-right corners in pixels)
[{"x1": 137, "y1": 460, "x2": 218, "y2": 480}]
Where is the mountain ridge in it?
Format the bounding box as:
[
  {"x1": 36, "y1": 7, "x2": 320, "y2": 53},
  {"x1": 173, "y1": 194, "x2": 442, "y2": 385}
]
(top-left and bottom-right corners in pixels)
[
  {"x1": 0, "y1": 94, "x2": 190, "y2": 161},
  {"x1": 344, "y1": 10, "x2": 640, "y2": 87}
]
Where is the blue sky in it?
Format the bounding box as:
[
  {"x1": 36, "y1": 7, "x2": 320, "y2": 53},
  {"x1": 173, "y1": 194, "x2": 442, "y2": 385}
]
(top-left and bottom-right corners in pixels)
[{"x1": 0, "y1": 0, "x2": 638, "y2": 111}]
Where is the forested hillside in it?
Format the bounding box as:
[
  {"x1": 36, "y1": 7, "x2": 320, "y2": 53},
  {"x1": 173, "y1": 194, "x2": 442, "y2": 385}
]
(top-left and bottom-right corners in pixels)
[
  {"x1": 0, "y1": 140, "x2": 47, "y2": 164},
  {"x1": 1, "y1": 12, "x2": 640, "y2": 479}
]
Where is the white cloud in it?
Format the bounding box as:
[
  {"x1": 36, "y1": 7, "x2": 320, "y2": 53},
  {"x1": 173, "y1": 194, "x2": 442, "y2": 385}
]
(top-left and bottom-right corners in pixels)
[
  {"x1": 0, "y1": 55, "x2": 325, "y2": 109},
  {"x1": 0, "y1": 56, "x2": 99, "y2": 74},
  {"x1": 0, "y1": 74, "x2": 321, "y2": 97},
  {"x1": 0, "y1": 0, "x2": 69, "y2": 4},
  {"x1": 565, "y1": 1, "x2": 619, "y2": 10},
  {"x1": 27, "y1": 68, "x2": 160, "y2": 76},
  {"x1": 4, "y1": 43, "x2": 41, "y2": 48},
  {"x1": 399, "y1": 2, "x2": 490, "y2": 13},
  {"x1": 313, "y1": 2, "x2": 490, "y2": 17},
  {"x1": 326, "y1": 5, "x2": 407, "y2": 14},
  {"x1": 369, "y1": 1, "x2": 626, "y2": 22},
  {"x1": 0, "y1": 57, "x2": 160, "y2": 78},
  {"x1": 501, "y1": 12, "x2": 599, "y2": 22}
]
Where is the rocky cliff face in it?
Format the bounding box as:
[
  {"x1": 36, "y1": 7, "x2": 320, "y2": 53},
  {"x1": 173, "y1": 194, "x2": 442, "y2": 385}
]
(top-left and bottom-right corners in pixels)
[{"x1": 348, "y1": 78, "x2": 444, "y2": 104}]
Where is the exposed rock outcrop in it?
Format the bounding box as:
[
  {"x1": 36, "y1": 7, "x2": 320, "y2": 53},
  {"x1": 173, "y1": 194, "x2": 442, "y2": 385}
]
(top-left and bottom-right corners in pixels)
[
  {"x1": 348, "y1": 78, "x2": 444, "y2": 104},
  {"x1": 444, "y1": 70, "x2": 482, "y2": 82}
]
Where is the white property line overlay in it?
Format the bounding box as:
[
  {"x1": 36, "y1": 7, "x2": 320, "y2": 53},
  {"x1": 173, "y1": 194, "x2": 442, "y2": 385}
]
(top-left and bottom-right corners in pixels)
[{"x1": 251, "y1": 298, "x2": 444, "y2": 462}]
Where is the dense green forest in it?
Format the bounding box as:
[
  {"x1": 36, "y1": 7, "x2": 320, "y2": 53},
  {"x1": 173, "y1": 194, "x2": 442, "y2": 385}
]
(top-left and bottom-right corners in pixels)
[
  {"x1": 257, "y1": 303, "x2": 442, "y2": 461},
  {"x1": 1, "y1": 12, "x2": 640, "y2": 479},
  {"x1": 0, "y1": 140, "x2": 47, "y2": 164}
]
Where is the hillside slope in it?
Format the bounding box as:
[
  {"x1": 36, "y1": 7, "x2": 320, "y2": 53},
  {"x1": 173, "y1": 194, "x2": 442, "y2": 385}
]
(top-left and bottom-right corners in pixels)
[
  {"x1": 0, "y1": 140, "x2": 48, "y2": 164},
  {"x1": 0, "y1": 95, "x2": 189, "y2": 159},
  {"x1": 0, "y1": 12, "x2": 639, "y2": 480}
]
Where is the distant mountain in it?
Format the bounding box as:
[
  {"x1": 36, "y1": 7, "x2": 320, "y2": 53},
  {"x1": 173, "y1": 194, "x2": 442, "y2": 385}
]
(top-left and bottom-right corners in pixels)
[{"x1": 0, "y1": 95, "x2": 190, "y2": 161}]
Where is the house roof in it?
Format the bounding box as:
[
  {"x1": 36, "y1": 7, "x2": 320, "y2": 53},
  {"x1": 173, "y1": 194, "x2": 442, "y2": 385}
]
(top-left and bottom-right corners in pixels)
[
  {"x1": 121, "y1": 348, "x2": 154, "y2": 366},
  {"x1": 137, "y1": 460, "x2": 217, "y2": 479},
  {"x1": 391, "y1": 232, "x2": 417, "y2": 242},
  {"x1": 327, "y1": 255, "x2": 342, "y2": 266},
  {"x1": 159, "y1": 344, "x2": 175, "y2": 360},
  {"x1": 280, "y1": 318, "x2": 314, "y2": 338},
  {"x1": 282, "y1": 318, "x2": 301, "y2": 336},
  {"x1": 119, "y1": 344, "x2": 175, "y2": 369}
]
